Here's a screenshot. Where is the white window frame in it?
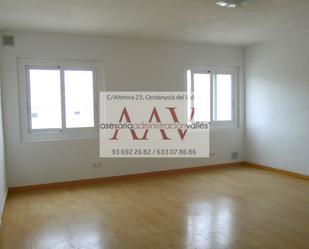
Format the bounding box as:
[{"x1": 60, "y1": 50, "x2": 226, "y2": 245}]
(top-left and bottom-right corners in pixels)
[
  {"x1": 187, "y1": 65, "x2": 239, "y2": 130},
  {"x1": 18, "y1": 58, "x2": 104, "y2": 141}
]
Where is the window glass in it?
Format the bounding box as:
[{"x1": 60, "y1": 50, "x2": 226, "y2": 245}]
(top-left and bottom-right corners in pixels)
[
  {"x1": 28, "y1": 69, "x2": 62, "y2": 129},
  {"x1": 215, "y1": 74, "x2": 232, "y2": 121},
  {"x1": 193, "y1": 73, "x2": 211, "y2": 122},
  {"x1": 64, "y1": 70, "x2": 94, "y2": 128}
]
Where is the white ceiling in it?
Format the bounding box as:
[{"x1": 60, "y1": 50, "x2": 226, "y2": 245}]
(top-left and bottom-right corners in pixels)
[{"x1": 1, "y1": 0, "x2": 309, "y2": 45}]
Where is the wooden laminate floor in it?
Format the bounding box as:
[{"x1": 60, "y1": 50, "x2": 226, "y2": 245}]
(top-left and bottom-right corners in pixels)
[{"x1": 0, "y1": 165, "x2": 308, "y2": 249}]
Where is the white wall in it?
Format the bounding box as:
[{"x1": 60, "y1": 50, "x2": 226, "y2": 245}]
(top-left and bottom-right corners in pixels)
[
  {"x1": 1, "y1": 31, "x2": 244, "y2": 187},
  {"x1": 245, "y1": 35, "x2": 309, "y2": 175},
  {"x1": 0, "y1": 49, "x2": 7, "y2": 221}
]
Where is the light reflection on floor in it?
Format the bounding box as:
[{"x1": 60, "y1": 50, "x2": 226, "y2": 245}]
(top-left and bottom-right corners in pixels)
[
  {"x1": 2, "y1": 166, "x2": 309, "y2": 249},
  {"x1": 33, "y1": 226, "x2": 103, "y2": 249},
  {"x1": 186, "y1": 199, "x2": 233, "y2": 249}
]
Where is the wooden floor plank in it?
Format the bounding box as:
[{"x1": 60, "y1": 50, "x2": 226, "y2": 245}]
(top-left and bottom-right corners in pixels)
[{"x1": 0, "y1": 165, "x2": 308, "y2": 249}]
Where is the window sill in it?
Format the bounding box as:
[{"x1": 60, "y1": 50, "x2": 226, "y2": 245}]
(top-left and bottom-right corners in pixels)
[{"x1": 21, "y1": 129, "x2": 99, "y2": 142}]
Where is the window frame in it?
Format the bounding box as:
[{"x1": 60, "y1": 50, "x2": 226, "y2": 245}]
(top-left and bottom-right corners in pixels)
[
  {"x1": 187, "y1": 65, "x2": 238, "y2": 130},
  {"x1": 18, "y1": 58, "x2": 103, "y2": 141}
]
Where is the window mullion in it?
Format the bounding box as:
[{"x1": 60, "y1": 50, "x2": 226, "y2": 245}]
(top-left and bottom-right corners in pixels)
[
  {"x1": 232, "y1": 72, "x2": 236, "y2": 122},
  {"x1": 191, "y1": 71, "x2": 195, "y2": 122},
  {"x1": 25, "y1": 67, "x2": 33, "y2": 132},
  {"x1": 60, "y1": 68, "x2": 66, "y2": 131},
  {"x1": 212, "y1": 73, "x2": 217, "y2": 122}
]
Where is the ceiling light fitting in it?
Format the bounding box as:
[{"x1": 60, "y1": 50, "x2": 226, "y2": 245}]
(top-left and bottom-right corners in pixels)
[{"x1": 215, "y1": 0, "x2": 255, "y2": 8}]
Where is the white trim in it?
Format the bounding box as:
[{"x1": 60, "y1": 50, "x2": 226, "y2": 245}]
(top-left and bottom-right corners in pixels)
[
  {"x1": 186, "y1": 65, "x2": 239, "y2": 130},
  {"x1": 25, "y1": 65, "x2": 62, "y2": 133},
  {"x1": 60, "y1": 67, "x2": 66, "y2": 132},
  {"x1": 190, "y1": 69, "x2": 211, "y2": 123},
  {"x1": 17, "y1": 58, "x2": 104, "y2": 141}
]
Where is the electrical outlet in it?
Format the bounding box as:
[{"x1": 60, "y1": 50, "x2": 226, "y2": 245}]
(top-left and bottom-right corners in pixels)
[
  {"x1": 92, "y1": 162, "x2": 102, "y2": 168},
  {"x1": 231, "y1": 152, "x2": 238, "y2": 160},
  {"x1": 209, "y1": 152, "x2": 215, "y2": 158}
]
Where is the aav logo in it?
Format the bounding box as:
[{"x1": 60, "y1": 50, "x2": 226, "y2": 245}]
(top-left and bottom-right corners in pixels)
[
  {"x1": 108, "y1": 107, "x2": 197, "y2": 141},
  {"x1": 100, "y1": 92, "x2": 209, "y2": 158}
]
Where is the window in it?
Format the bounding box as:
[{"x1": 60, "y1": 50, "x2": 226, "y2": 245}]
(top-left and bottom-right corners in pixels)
[
  {"x1": 213, "y1": 74, "x2": 232, "y2": 121},
  {"x1": 28, "y1": 68, "x2": 62, "y2": 130},
  {"x1": 193, "y1": 73, "x2": 211, "y2": 122},
  {"x1": 64, "y1": 70, "x2": 94, "y2": 128},
  {"x1": 187, "y1": 66, "x2": 238, "y2": 129},
  {"x1": 18, "y1": 58, "x2": 102, "y2": 140}
]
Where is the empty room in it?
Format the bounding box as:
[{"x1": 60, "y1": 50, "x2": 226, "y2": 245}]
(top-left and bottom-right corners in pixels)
[{"x1": 0, "y1": 0, "x2": 308, "y2": 248}]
